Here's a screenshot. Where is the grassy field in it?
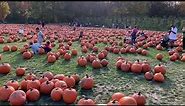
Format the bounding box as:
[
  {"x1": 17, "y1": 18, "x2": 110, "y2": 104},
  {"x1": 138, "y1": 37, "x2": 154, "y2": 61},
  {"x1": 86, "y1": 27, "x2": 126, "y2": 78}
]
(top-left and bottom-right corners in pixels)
[{"x1": 0, "y1": 37, "x2": 185, "y2": 105}]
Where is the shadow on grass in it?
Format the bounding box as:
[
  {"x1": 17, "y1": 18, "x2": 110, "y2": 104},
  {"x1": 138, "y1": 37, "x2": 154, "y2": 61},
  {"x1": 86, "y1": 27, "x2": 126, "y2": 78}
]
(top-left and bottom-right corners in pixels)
[
  {"x1": 79, "y1": 89, "x2": 94, "y2": 98},
  {"x1": 76, "y1": 65, "x2": 87, "y2": 73}
]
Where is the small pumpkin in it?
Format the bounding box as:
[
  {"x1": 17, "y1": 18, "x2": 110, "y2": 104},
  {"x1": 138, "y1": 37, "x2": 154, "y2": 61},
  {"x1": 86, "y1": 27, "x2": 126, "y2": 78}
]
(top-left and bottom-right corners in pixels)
[
  {"x1": 54, "y1": 74, "x2": 65, "y2": 80},
  {"x1": 16, "y1": 67, "x2": 26, "y2": 76},
  {"x1": 154, "y1": 64, "x2": 166, "y2": 75},
  {"x1": 54, "y1": 80, "x2": 68, "y2": 90},
  {"x1": 92, "y1": 59, "x2": 102, "y2": 69},
  {"x1": 39, "y1": 76, "x2": 49, "y2": 84},
  {"x1": 25, "y1": 72, "x2": 37, "y2": 80},
  {"x1": 63, "y1": 75, "x2": 75, "y2": 88},
  {"x1": 27, "y1": 79, "x2": 40, "y2": 91},
  {"x1": 0, "y1": 63, "x2": 11, "y2": 74},
  {"x1": 47, "y1": 54, "x2": 56, "y2": 63},
  {"x1": 63, "y1": 88, "x2": 77, "y2": 104},
  {"x1": 111, "y1": 92, "x2": 125, "y2": 101},
  {"x1": 20, "y1": 79, "x2": 29, "y2": 91},
  {"x1": 71, "y1": 73, "x2": 80, "y2": 84},
  {"x1": 40, "y1": 81, "x2": 54, "y2": 94},
  {"x1": 50, "y1": 87, "x2": 63, "y2": 101},
  {"x1": 144, "y1": 71, "x2": 154, "y2": 81},
  {"x1": 107, "y1": 100, "x2": 120, "y2": 106},
  {"x1": 121, "y1": 61, "x2": 130, "y2": 72},
  {"x1": 71, "y1": 49, "x2": 78, "y2": 56},
  {"x1": 3, "y1": 45, "x2": 10, "y2": 52},
  {"x1": 101, "y1": 59, "x2": 109, "y2": 67},
  {"x1": 26, "y1": 88, "x2": 40, "y2": 101},
  {"x1": 6, "y1": 80, "x2": 19, "y2": 90},
  {"x1": 119, "y1": 96, "x2": 137, "y2": 106},
  {"x1": 154, "y1": 72, "x2": 165, "y2": 82},
  {"x1": 131, "y1": 60, "x2": 142, "y2": 73},
  {"x1": 43, "y1": 71, "x2": 54, "y2": 80},
  {"x1": 0, "y1": 85, "x2": 15, "y2": 101},
  {"x1": 77, "y1": 95, "x2": 96, "y2": 105},
  {"x1": 22, "y1": 51, "x2": 32, "y2": 59},
  {"x1": 80, "y1": 74, "x2": 94, "y2": 90},
  {"x1": 77, "y1": 56, "x2": 87, "y2": 67},
  {"x1": 155, "y1": 53, "x2": 163, "y2": 61},
  {"x1": 132, "y1": 92, "x2": 146, "y2": 105},
  {"x1": 11, "y1": 46, "x2": 18, "y2": 52}
]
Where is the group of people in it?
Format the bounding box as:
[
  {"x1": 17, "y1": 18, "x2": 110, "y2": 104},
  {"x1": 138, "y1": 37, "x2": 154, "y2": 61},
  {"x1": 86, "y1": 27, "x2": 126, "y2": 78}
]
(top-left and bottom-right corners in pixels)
[{"x1": 124, "y1": 24, "x2": 178, "y2": 51}]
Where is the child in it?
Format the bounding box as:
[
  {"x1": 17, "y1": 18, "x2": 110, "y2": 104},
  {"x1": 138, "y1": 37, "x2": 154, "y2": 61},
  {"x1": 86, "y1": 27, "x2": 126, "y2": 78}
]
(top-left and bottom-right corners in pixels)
[
  {"x1": 29, "y1": 42, "x2": 41, "y2": 54},
  {"x1": 161, "y1": 34, "x2": 169, "y2": 49},
  {"x1": 79, "y1": 31, "x2": 83, "y2": 40},
  {"x1": 42, "y1": 41, "x2": 52, "y2": 53}
]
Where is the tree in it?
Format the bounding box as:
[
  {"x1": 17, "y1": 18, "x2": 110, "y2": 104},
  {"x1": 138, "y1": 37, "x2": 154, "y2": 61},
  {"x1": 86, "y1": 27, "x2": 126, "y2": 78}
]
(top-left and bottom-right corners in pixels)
[{"x1": 0, "y1": 1, "x2": 10, "y2": 22}]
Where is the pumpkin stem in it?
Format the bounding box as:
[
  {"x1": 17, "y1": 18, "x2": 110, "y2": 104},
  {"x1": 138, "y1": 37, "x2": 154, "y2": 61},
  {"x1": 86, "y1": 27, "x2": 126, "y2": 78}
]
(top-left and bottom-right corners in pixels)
[
  {"x1": 112, "y1": 99, "x2": 116, "y2": 103},
  {"x1": 4, "y1": 85, "x2": 8, "y2": 88},
  {"x1": 138, "y1": 92, "x2": 141, "y2": 95},
  {"x1": 86, "y1": 74, "x2": 89, "y2": 78},
  {"x1": 11, "y1": 80, "x2": 15, "y2": 83},
  {"x1": 137, "y1": 59, "x2": 140, "y2": 62}
]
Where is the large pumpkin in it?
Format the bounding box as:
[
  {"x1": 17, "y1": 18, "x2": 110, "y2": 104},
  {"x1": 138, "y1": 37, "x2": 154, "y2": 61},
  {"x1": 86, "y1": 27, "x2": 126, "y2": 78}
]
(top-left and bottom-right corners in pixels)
[
  {"x1": 64, "y1": 53, "x2": 71, "y2": 61},
  {"x1": 154, "y1": 72, "x2": 165, "y2": 82},
  {"x1": 0, "y1": 63, "x2": 11, "y2": 74},
  {"x1": 0, "y1": 85, "x2": 15, "y2": 101},
  {"x1": 132, "y1": 92, "x2": 146, "y2": 105},
  {"x1": 131, "y1": 60, "x2": 142, "y2": 73},
  {"x1": 121, "y1": 61, "x2": 130, "y2": 72},
  {"x1": 111, "y1": 92, "x2": 125, "y2": 101},
  {"x1": 22, "y1": 51, "x2": 32, "y2": 59},
  {"x1": 26, "y1": 88, "x2": 40, "y2": 101},
  {"x1": 50, "y1": 87, "x2": 63, "y2": 101},
  {"x1": 142, "y1": 61, "x2": 151, "y2": 73},
  {"x1": 63, "y1": 75, "x2": 75, "y2": 88},
  {"x1": 119, "y1": 96, "x2": 137, "y2": 106},
  {"x1": 27, "y1": 79, "x2": 40, "y2": 90},
  {"x1": 20, "y1": 79, "x2": 29, "y2": 91},
  {"x1": 63, "y1": 88, "x2": 77, "y2": 104},
  {"x1": 92, "y1": 59, "x2": 102, "y2": 69},
  {"x1": 77, "y1": 56, "x2": 87, "y2": 67},
  {"x1": 80, "y1": 74, "x2": 94, "y2": 90},
  {"x1": 16, "y1": 67, "x2": 26, "y2": 76},
  {"x1": 40, "y1": 81, "x2": 54, "y2": 94},
  {"x1": 9, "y1": 90, "x2": 26, "y2": 106},
  {"x1": 43, "y1": 71, "x2": 54, "y2": 80}
]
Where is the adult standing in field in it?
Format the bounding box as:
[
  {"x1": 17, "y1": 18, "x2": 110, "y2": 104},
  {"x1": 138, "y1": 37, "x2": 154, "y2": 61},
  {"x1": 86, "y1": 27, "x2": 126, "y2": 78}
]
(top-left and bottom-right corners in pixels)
[
  {"x1": 18, "y1": 25, "x2": 24, "y2": 38},
  {"x1": 36, "y1": 27, "x2": 44, "y2": 46},
  {"x1": 182, "y1": 27, "x2": 185, "y2": 50},
  {"x1": 168, "y1": 24, "x2": 177, "y2": 50},
  {"x1": 130, "y1": 26, "x2": 139, "y2": 45}
]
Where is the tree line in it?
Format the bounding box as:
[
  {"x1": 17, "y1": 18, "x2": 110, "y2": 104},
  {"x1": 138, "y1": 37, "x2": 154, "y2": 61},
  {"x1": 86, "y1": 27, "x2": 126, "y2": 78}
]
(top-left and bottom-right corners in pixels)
[{"x1": 1, "y1": 1, "x2": 185, "y2": 31}]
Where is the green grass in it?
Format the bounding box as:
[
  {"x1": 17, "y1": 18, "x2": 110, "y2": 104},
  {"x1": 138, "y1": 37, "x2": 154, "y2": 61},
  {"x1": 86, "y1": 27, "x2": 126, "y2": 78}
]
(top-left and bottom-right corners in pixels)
[{"x1": 0, "y1": 38, "x2": 185, "y2": 105}]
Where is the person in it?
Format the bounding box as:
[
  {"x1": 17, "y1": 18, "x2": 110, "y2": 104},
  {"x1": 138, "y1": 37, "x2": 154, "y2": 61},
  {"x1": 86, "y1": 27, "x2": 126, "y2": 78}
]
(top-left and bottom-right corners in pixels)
[
  {"x1": 130, "y1": 26, "x2": 139, "y2": 45},
  {"x1": 36, "y1": 27, "x2": 44, "y2": 46},
  {"x1": 18, "y1": 25, "x2": 24, "y2": 38},
  {"x1": 42, "y1": 41, "x2": 52, "y2": 53},
  {"x1": 182, "y1": 27, "x2": 185, "y2": 50},
  {"x1": 29, "y1": 42, "x2": 41, "y2": 54},
  {"x1": 79, "y1": 30, "x2": 83, "y2": 40},
  {"x1": 161, "y1": 34, "x2": 169, "y2": 49},
  {"x1": 168, "y1": 24, "x2": 177, "y2": 50},
  {"x1": 41, "y1": 21, "x2": 45, "y2": 28}
]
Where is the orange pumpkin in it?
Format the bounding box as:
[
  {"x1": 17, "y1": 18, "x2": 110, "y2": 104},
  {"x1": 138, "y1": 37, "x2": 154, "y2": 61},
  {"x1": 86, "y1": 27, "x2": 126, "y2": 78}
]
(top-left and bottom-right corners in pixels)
[
  {"x1": 9, "y1": 90, "x2": 26, "y2": 106},
  {"x1": 181, "y1": 55, "x2": 185, "y2": 62},
  {"x1": 119, "y1": 96, "x2": 137, "y2": 106},
  {"x1": 0, "y1": 85, "x2": 15, "y2": 101},
  {"x1": 141, "y1": 50, "x2": 148, "y2": 56},
  {"x1": 0, "y1": 63, "x2": 11, "y2": 74},
  {"x1": 92, "y1": 59, "x2": 102, "y2": 69},
  {"x1": 71, "y1": 73, "x2": 80, "y2": 84},
  {"x1": 121, "y1": 61, "x2": 130, "y2": 72},
  {"x1": 22, "y1": 51, "x2": 32, "y2": 59},
  {"x1": 78, "y1": 56, "x2": 87, "y2": 67},
  {"x1": 154, "y1": 72, "x2": 165, "y2": 82},
  {"x1": 132, "y1": 92, "x2": 146, "y2": 105},
  {"x1": 63, "y1": 75, "x2": 75, "y2": 88},
  {"x1": 111, "y1": 92, "x2": 125, "y2": 101},
  {"x1": 3, "y1": 45, "x2": 10, "y2": 52},
  {"x1": 54, "y1": 81, "x2": 68, "y2": 90},
  {"x1": 25, "y1": 73, "x2": 37, "y2": 80},
  {"x1": 98, "y1": 52, "x2": 105, "y2": 59},
  {"x1": 80, "y1": 74, "x2": 94, "y2": 90},
  {"x1": 64, "y1": 53, "x2": 71, "y2": 60},
  {"x1": 63, "y1": 88, "x2": 77, "y2": 104},
  {"x1": 26, "y1": 88, "x2": 40, "y2": 101},
  {"x1": 131, "y1": 60, "x2": 142, "y2": 73},
  {"x1": 39, "y1": 76, "x2": 49, "y2": 84},
  {"x1": 154, "y1": 64, "x2": 166, "y2": 75},
  {"x1": 40, "y1": 81, "x2": 54, "y2": 94},
  {"x1": 101, "y1": 59, "x2": 109, "y2": 67},
  {"x1": 11, "y1": 46, "x2": 18, "y2": 52},
  {"x1": 43, "y1": 71, "x2": 54, "y2": 80},
  {"x1": 50, "y1": 87, "x2": 63, "y2": 101},
  {"x1": 6, "y1": 80, "x2": 19, "y2": 90},
  {"x1": 155, "y1": 53, "x2": 163, "y2": 61},
  {"x1": 77, "y1": 96, "x2": 95, "y2": 105},
  {"x1": 170, "y1": 54, "x2": 177, "y2": 61},
  {"x1": 107, "y1": 100, "x2": 120, "y2": 106},
  {"x1": 16, "y1": 67, "x2": 26, "y2": 76},
  {"x1": 27, "y1": 79, "x2": 40, "y2": 91},
  {"x1": 142, "y1": 62, "x2": 151, "y2": 73},
  {"x1": 20, "y1": 79, "x2": 29, "y2": 91},
  {"x1": 71, "y1": 49, "x2": 78, "y2": 56},
  {"x1": 38, "y1": 48, "x2": 45, "y2": 55},
  {"x1": 47, "y1": 54, "x2": 56, "y2": 63},
  {"x1": 144, "y1": 72, "x2": 154, "y2": 81},
  {"x1": 54, "y1": 74, "x2": 65, "y2": 80}
]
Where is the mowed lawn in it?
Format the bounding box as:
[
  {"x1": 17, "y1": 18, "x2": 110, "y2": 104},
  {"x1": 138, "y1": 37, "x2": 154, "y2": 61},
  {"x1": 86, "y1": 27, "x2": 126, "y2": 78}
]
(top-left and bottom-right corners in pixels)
[{"x1": 0, "y1": 35, "x2": 185, "y2": 105}]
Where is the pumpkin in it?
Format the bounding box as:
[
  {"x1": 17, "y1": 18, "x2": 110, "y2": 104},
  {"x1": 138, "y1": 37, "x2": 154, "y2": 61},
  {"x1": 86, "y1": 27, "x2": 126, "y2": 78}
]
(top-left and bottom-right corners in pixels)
[
  {"x1": 92, "y1": 59, "x2": 102, "y2": 69},
  {"x1": 77, "y1": 95, "x2": 95, "y2": 105},
  {"x1": 102, "y1": 50, "x2": 108, "y2": 57},
  {"x1": 101, "y1": 59, "x2": 109, "y2": 67},
  {"x1": 116, "y1": 59, "x2": 123, "y2": 69},
  {"x1": 25, "y1": 73, "x2": 37, "y2": 80},
  {"x1": 154, "y1": 72, "x2": 165, "y2": 82},
  {"x1": 121, "y1": 61, "x2": 130, "y2": 72},
  {"x1": 55, "y1": 80, "x2": 68, "y2": 90},
  {"x1": 27, "y1": 79, "x2": 40, "y2": 90},
  {"x1": 63, "y1": 75, "x2": 75, "y2": 88},
  {"x1": 20, "y1": 79, "x2": 29, "y2": 91},
  {"x1": 142, "y1": 61, "x2": 151, "y2": 73},
  {"x1": 51, "y1": 79, "x2": 60, "y2": 84},
  {"x1": 16, "y1": 67, "x2": 26, "y2": 76},
  {"x1": 26, "y1": 88, "x2": 40, "y2": 101},
  {"x1": 71, "y1": 49, "x2": 78, "y2": 56},
  {"x1": 47, "y1": 54, "x2": 56, "y2": 63},
  {"x1": 64, "y1": 53, "x2": 71, "y2": 60},
  {"x1": 92, "y1": 46, "x2": 98, "y2": 52},
  {"x1": 39, "y1": 76, "x2": 49, "y2": 84},
  {"x1": 144, "y1": 72, "x2": 154, "y2": 81},
  {"x1": 154, "y1": 64, "x2": 166, "y2": 75},
  {"x1": 50, "y1": 87, "x2": 63, "y2": 101},
  {"x1": 98, "y1": 52, "x2": 105, "y2": 59},
  {"x1": 129, "y1": 47, "x2": 136, "y2": 53},
  {"x1": 132, "y1": 92, "x2": 146, "y2": 105},
  {"x1": 155, "y1": 53, "x2": 163, "y2": 61},
  {"x1": 170, "y1": 54, "x2": 177, "y2": 61},
  {"x1": 40, "y1": 81, "x2": 54, "y2": 94},
  {"x1": 107, "y1": 100, "x2": 120, "y2": 106},
  {"x1": 54, "y1": 74, "x2": 65, "y2": 80},
  {"x1": 10, "y1": 46, "x2": 18, "y2": 52},
  {"x1": 136, "y1": 48, "x2": 142, "y2": 54},
  {"x1": 80, "y1": 74, "x2": 94, "y2": 90},
  {"x1": 0, "y1": 63, "x2": 11, "y2": 74},
  {"x1": 6, "y1": 80, "x2": 19, "y2": 90},
  {"x1": 71, "y1": 73, "x2": 80, "y2": 84},
  {"x1": 120, "y1": 48, "x2": 126, "y2": 54},
  {"x1": 9, "y1": 90, "x2": 26, "y2": 106},
  {"x1": 38, "y1": 48, "x2": 45, "y2": 55},
  {"x1": 111, "y1": 92, "x2": 125, "y2": 101},
  {"x1": 131, "y1": 60, "x2": 142, "y2": 73},
  {"x1": 22, "y1": 51, "x2": 32, "y2": 59},
  {"x1": 19, "y1": 47, "x2": 27, "y2": 54},
  {"x1": 3, "y1": 45, "x2": 10, "y2": 52},
  {"x1": 63, "y1": 88, "x2": 77, "y2": 104},
  {"x1": 181, "y1": 56, "x2": 185, "y2": 62},
  {"x1": 43, "y1": 71, "x2": 54, "y2": 80},
  {"x1": 81, "y1": 46, "x2": 88, "y2": 53},
  {"x1": 77, "y1": 56, "x2": 87, "y2": 67},
  {"x1": 141, "y1": 50, "x2": 148, "y2": 56},
  {"x1": 119, "y1": 96, "x2": 137, "y2": 106},
  {"x1": 0, "y1": 85, "x2": 15, "y2": 101}
]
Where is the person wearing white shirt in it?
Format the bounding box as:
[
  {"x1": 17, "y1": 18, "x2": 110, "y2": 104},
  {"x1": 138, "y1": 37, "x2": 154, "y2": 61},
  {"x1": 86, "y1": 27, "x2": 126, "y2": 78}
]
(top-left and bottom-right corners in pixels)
[{"x1": 168, "y1": 25, "x2": 177, "y2": 50}]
